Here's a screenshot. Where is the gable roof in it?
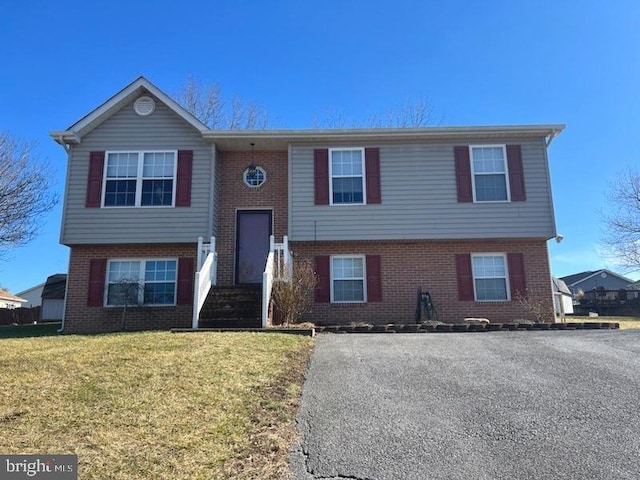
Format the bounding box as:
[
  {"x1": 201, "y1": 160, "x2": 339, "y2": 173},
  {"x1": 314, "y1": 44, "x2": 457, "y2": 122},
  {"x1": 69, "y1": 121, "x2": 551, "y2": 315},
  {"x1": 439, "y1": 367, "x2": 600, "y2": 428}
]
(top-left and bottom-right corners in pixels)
[
  {"x1": 42, "y1": 274, "x2": 67, "y2": 300},
  {"x1": 17, "y1": 282, "x2": 46, "y2": 298},
  {"x1": 0, "y1": 290, "x2": 27, "y2": 304},
  {"x1": 50, "y1": 76, "x2": 209, "y2": 145},
  {"x1": 552, "y1": 277, "x2": 572, "y2": 295},
  {"x1": 559, "y1": 269, "x2": 635, "y2": 287}
]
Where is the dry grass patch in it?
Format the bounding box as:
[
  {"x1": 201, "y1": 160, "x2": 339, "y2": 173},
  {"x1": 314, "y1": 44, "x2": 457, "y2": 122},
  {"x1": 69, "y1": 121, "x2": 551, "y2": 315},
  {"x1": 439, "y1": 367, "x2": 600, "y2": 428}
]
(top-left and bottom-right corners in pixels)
[
  {"x1": 0, "y1": 331, "x2": 313, "y2": 479},
  {"x1": 567, "y1": 315, "x2": 640, "y2": 330}
]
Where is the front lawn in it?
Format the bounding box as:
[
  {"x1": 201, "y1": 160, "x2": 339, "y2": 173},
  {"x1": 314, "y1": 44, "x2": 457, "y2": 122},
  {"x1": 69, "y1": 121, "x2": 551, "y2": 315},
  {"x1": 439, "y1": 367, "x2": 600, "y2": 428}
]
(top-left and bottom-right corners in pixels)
[{"x1": 0, "y1": 331, "x2": 313, "y2": 479}]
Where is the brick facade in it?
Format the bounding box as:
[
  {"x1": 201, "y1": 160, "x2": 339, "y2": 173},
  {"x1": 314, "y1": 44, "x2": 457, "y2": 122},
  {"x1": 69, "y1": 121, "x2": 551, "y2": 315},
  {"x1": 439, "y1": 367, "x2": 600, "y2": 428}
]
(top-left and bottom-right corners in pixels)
[
  {"x1": 215, "y1": 150, "x2": 288, "y2": 285},
  {"x1": 65, "y1": 243, "x2": 197, "y2": 333},
  {"x1": 291, "y1": 239, "x2": 553, "y2": 325}
]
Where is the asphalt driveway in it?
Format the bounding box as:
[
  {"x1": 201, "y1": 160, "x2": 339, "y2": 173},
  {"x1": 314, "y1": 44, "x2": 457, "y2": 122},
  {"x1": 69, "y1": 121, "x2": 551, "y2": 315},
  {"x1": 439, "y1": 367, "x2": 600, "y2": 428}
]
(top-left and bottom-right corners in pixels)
[{"x1": 289, "y1": 330, "x2": 640, "y2": 480}]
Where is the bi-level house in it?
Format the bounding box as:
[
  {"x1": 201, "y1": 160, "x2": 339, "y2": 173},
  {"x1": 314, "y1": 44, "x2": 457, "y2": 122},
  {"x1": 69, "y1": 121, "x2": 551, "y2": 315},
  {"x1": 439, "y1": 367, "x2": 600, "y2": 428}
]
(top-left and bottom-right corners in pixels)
[{"x1": 51, "y1": 77, "x2": 563, "y2": 333}]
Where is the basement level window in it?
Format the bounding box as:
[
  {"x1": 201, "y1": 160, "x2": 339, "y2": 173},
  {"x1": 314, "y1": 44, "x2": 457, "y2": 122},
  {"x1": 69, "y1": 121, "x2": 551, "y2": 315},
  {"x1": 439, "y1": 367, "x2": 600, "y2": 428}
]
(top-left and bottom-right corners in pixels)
[{"x1": 243, "y1": 166, "x2": 266, "y2": 188}]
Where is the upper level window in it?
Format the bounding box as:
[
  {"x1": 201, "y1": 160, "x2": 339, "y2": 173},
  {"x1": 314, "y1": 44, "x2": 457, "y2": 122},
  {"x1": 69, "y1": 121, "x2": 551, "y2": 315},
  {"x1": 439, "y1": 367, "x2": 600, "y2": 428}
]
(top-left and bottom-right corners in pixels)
[
  {"x1": 331, "y1": 255, "x2": 366, "y2": 302},
  {"x1": 330, "y1": 148, "x2": 365, "y2": 205},
  {"x1": 106, "y1": 259, "x2": 177, "y2": 306},
  {"x1": 470, "y1": 146, "x2": 509, "y2": 202},
  {"x1": 472, "y1": 254, "x2": 509, "y2": 301},
  {"x1": 104, "y1": 151, "x2": 176, "y2": 207}
]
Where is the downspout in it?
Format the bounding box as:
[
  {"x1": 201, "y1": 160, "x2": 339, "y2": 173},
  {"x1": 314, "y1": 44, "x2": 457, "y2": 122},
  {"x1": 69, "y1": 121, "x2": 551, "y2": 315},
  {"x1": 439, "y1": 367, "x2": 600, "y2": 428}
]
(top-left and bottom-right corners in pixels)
[
  {"x1": 57, "y1": 135, "x2": 70, "y2": 153},
  {"x1": 545, "y1": 129, "x2": 561, "y2": 147}
]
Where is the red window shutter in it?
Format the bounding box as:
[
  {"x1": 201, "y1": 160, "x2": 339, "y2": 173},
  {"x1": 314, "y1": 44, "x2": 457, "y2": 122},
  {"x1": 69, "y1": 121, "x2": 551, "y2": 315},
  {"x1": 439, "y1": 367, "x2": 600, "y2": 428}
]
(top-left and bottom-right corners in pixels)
[
  {"x1": 176, "y1": 150, "x2": 193, "y2": 207},
  {"x1": 454, "y1": 146, "x2": 473, "y2": 203},
  {"x1": 456, "y1": 253, "x2": 474, "y2": 301},
  {"x1": 177, "y1": 257, "x2": 194, "y2": 305},
  {"x1": 508, "y1": 252, "x2": 527, "y2": 299},
  {"x1": 86, "y1": 151, "x2": 105, "y2": 208},
  {"x1": 507, "y1": 145, "x2": 526, "y2": 201},
  {"x1": 366, "y1": 255, "x2": 382, "y2": 302},
  {"x1": 314, "y1": 149, "x2": 330, "y2": 205},
  {"x1": 365, "y1": 148, "x2": 381, "y2": 204},
  {"x1": 315, "y1": 256, "x2": 330, "y2": 303},
  {"x1": 87, "y1": 258, "x2": 107, "y2": 307}
]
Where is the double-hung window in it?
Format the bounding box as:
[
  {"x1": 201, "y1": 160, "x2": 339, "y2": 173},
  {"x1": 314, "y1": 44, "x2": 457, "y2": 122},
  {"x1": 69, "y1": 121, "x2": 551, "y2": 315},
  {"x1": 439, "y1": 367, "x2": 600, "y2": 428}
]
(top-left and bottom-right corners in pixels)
[
  {"x1": 330, "y1": 148, "x2": 365, "y2": 205},
  {"x1": 331, "y1": 256, "x2": 366, "y2": 302},
  {"x1": 104, "y1": 151, "x2": 176, "y2": 207},
  {"x1": 471, "y1": 254, "x2": 509, "y2": 301},
  {"x1": 470, "y1": 146, "x2": 509, "y2": 202},
  {"x1": 106, "y1": 259, "x2": 177, "y2": 306}
]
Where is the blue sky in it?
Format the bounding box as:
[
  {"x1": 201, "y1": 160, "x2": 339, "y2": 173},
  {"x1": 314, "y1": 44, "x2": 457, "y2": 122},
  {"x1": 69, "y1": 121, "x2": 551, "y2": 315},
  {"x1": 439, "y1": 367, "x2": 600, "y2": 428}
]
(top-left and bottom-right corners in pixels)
[{"x1": 1, "y1": 0, "x2": 639, "y2": 293}]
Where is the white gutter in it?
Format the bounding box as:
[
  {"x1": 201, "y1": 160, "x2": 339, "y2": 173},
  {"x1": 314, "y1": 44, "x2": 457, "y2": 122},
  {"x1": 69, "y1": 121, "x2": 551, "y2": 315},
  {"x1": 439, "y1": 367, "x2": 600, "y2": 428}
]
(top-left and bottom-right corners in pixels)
[{"x1": 203, "y1": 124, "x2": 566, "y2": 141}]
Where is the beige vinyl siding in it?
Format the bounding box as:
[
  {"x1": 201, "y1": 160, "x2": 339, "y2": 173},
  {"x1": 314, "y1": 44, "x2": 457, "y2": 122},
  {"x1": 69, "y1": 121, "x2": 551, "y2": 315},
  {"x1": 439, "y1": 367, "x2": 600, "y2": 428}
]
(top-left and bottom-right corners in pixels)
[
  {"x1": 61, "y1": 97, "x2": 213, "y2": 245},
  {"x1": 289, "y1": 139, "x2": 555, "y2": 241}
]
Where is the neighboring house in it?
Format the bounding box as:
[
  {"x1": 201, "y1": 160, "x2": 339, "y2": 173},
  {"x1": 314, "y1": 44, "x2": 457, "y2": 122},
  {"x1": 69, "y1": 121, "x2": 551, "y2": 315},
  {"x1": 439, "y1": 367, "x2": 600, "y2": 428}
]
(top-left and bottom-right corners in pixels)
[
  {"x1": 0, "y1": 290, "x2": 27, "y2": 309},
  {"x1": 627, "y1": 280, "x2": 640, "y2": 290},
  {"x1": 17, "y1": 283, "x2": 45, "y2": 308},
  {"x1": 41, "y1": 274, "x2": 67, "y2": 321},
  {"x1": 552, "y1": 277, "x2": 574, "y2": 317},
  {"x1": 50, "y1": 76, "x2": 564, "y2": 333},
  {"x1": 560, "y1": 269, "x2": 636, "y2": 296}
]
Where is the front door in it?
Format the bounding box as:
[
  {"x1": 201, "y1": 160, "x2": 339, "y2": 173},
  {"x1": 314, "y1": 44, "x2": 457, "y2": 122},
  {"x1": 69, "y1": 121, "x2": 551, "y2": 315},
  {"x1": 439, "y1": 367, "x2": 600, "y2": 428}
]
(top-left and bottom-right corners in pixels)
[{"x1": 235, "y1": 210, "x2": 272, "y2": 284}]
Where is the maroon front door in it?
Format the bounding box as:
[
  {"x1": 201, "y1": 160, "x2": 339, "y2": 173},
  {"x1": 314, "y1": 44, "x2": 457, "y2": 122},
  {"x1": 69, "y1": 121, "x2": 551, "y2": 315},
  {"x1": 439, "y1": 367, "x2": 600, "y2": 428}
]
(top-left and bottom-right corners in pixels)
[{"x1": 236, "y1": 210, "x2": 272, "y2": 284}]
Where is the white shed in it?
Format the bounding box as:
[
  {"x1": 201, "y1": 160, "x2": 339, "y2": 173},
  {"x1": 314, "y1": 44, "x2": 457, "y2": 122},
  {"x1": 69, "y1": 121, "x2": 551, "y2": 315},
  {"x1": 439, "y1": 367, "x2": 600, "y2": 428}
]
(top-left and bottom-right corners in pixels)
[{"x1": 553, "y1": 277, "x2": 574, "y2": 318}]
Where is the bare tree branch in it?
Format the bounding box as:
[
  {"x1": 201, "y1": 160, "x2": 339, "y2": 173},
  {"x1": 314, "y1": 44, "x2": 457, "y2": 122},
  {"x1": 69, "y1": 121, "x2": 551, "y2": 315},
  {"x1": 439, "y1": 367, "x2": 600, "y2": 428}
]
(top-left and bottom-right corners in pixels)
[
  {"x1": 174, "y1": 75, "x2": 270, "y2": 130},
  {"x1": 366, "y1": 96, "x2": 442, "y2": 128},
  {"x1": 311, "y1": 95, "x2": 442, "y2": 129},
  {"x1": 602, "y1": 167, "x2": 640, "y2": 272},
  {"x1": 0, "y1": 133, "x2": 58, "y2": 251}
]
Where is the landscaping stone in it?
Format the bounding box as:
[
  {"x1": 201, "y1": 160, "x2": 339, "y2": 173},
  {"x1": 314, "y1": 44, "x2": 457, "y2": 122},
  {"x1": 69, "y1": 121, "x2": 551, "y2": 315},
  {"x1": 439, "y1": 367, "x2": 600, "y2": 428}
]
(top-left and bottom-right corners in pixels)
[
  {"x1": 463, "y1": 317, "x2": 490, "y2": 325},
  {"x1": 354, "y1": 325, "x2": 372, "y2": 333},
  {"x1": 550, "y1": 323, "x2": 567, "y2": 330},
  {"x1": 338, "y1": 325, "x2": 355, "y2": 333},
  {"x1": 420, "y1": 324, "x2": 436, "y2": 332},
  {"x1": 371, "y1": 325, "x2": 388, "y2": 333},
  {"x1": 435, "y1": 324, "x2": 453, "y2": 332},
  {"x1": 467, "y1": 324, "x2": 487, "y2": 332},
  {"x1": 532, "y1": 323, "x2": 551, "y2": 330},
  {"x1": 313, "y1": 320, "x2": 620, "y2": 334},
  {"x1": 583, "y1": 322, "x2": 602, "y2": 329},
  {"x1": 400, "y1": 324, "x2": 421, "y2": 333},
  {"x1": 452, "y1": 324, "x2": 469, "y2": 332}
]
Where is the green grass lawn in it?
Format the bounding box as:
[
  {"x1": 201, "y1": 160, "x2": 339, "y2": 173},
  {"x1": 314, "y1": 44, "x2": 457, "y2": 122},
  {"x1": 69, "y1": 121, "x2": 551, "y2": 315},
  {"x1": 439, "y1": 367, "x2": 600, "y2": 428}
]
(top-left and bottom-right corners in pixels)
[
  {"x1": 0, "y1": 331, "x2": 313, "y2": 479},
  {"x1": 567, "y1": 316, "x2": 640, "y2": 330}
]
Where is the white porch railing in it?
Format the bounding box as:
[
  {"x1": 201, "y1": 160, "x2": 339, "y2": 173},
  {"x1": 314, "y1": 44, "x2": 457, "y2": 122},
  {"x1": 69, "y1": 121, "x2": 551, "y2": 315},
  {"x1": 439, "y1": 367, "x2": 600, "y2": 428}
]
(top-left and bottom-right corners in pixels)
[
  {"x1": 192, "y1": 236, "x2": 217, "y2": 329},
  {"x1": 262, "y1": 235, "x2": 292, "y2": 327}
]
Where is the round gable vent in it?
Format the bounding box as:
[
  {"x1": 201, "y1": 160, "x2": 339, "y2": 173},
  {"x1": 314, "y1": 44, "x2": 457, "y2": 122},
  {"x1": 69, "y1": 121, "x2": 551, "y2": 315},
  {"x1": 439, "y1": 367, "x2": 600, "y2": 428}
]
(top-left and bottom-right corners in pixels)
[{"x1": 134, "y1": 96, "x2": 156, "y2": 116}]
